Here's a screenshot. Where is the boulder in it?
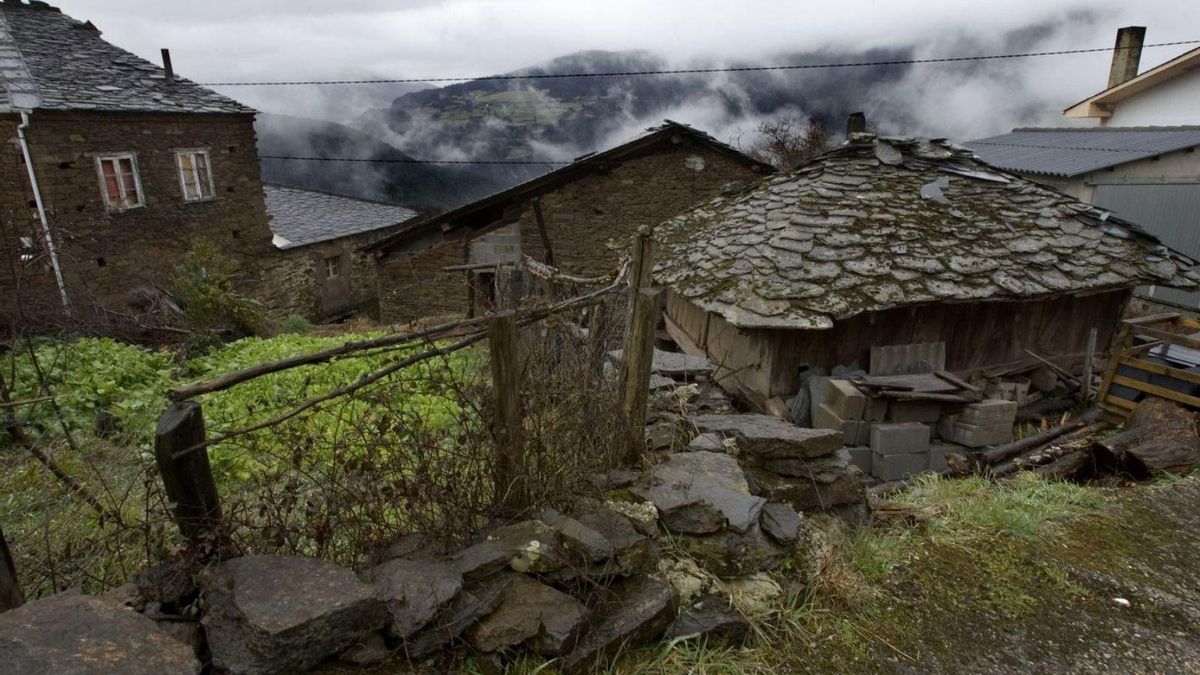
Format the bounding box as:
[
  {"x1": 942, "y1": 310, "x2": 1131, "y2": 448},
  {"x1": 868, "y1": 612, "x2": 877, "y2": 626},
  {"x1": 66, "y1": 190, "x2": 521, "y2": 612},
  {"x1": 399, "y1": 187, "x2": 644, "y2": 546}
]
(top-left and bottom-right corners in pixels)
[
  {"x1": 561, "y1": 575, "x2": 679, "y2": 673},
  {"x1": 364, "y1": 558, "x2": 463, "y2": 639},
  {"x1": 154, "y1": 620, "x2": 204, "y2": 659},
  {"x1": 674, "y1": 524, "x2": 784, "y2": 577},
  {"x1": 663, "y1": 594, "x2": 749, "y2": 645},
  {"x1": 690, "y1": 414, "x2": 843, "y2": 459},
  {"x1": 760, "y1": 502, "x2": 801, "y2": 546},
  {"x1": 631, "y1": 452, "x2": 766, "y2": 535},
  {"x1": 0, "y1": 593, "x2": 201, "y2": 674},
  {"x1": 467, "y1": 575, "x2": 587, "y2": 656},
  {"x1": 202, "y1": 555, "x2": 387, "y2": 675},
  {"x1": 403, "y1": 572, "x2": 513, "y2": 659}
]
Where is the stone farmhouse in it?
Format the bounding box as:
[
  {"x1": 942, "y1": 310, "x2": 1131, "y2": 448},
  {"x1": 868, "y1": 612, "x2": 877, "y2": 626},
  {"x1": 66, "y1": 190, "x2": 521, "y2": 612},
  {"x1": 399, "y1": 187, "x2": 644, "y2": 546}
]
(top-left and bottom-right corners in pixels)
[
  {"x1": 968, "y1": 27, "x2": 1200, "y2": 307},
  {"x1": 368, "y1": 121, "x2": 775, "y2": 324},
  {"x1": 0, "y1": 0, "x2": 276, "y2": 321},
  {"x1": 262, "y1": 185, "x2": 415, "y2": 320},
  {"x1": 653, "y1": 133, "x2": 1200, "y2": 410}
]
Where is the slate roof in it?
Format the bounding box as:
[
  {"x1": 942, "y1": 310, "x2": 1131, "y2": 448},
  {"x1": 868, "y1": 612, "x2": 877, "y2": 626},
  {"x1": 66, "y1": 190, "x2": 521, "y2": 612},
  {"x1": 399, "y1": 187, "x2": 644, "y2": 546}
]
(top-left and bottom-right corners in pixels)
[
  {"x1": 370, "y1": 120, "x2": 775, "y2": 255},
  {"x1": 654, "y1": 134, "x2": 1200, "y2": 331},
  {"x1": 0, "y1": 2, "x2": 253, "y2": 114},
  {"x1": 265, "y1": 185, "x2": 417, "y2": 250},
  {"x1": 965, "y1": 127, "x2": 1200, "y2": 177}
]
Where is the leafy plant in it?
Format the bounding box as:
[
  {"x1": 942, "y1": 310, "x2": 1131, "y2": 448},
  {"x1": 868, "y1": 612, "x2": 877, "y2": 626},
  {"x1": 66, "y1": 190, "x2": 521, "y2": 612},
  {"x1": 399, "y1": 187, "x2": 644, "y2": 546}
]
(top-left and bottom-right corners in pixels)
[{"x1": 170, "y1": 237, "x2": 266, "y2": 336}]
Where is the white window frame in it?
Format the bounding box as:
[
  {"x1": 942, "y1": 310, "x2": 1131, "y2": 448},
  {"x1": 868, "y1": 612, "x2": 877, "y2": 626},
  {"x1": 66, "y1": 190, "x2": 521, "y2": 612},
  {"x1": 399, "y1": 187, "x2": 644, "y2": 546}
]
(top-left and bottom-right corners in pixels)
[
  {"x1": 95, "y1": 152, "x2": 144, "y2": 212},
  {"x1": 175, "y1": 148, "x2": 215, "y2": 203},
  {"x1": 324, "y1": 255, "x2": 342, "y2": 280}
]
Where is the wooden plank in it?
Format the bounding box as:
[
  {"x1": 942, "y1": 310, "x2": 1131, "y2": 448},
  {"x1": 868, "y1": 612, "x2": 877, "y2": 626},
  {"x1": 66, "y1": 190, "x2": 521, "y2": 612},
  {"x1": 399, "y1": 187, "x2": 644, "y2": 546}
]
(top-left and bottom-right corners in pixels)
[
  {"x1": 488, "y1": 311, "x2": 526, "y2": 511},
  {"x1": 1118, "y1": 357, "x2": 1200, "y2": 387},
  {"x1": 1122, "y1": 312, "x2": 1181, "y2": 326},
  {"x1": 154, "y1": 402, "x2": 224, "y2": 548},
  {"x1": 0, "y1": 526, "x2": 22, "y2": 613},
  {"x1": 621, "y1": 288, "x2": 664, "y2": 463},
  {"x1": 1081, "y1": 327, "x2": 1097, "y2": 405},
  {"x1": 1129, "y1": 326, "x2": 1200, "y2": 352},
  {"x1": 1102, "y1": 395, "x2": 1138, "y2": 411},
  {"x1": 1110, "y1": 375, "x2": 1200, "y2": 409},
  {"x1": 934, "y1": 370, "x2": 981, "y2": 394}
]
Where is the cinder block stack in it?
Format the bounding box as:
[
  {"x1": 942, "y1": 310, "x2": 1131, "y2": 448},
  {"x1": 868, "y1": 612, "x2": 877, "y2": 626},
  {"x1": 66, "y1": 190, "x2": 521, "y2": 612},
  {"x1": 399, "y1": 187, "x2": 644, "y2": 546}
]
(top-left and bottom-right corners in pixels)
[
  {"x1": 813, "y1": 380, "x2": 884, "y2": 446},
  {"x1": 869, "y1": 423, "x2": 931, "y2": 481},
  {"x1": 938, "y1": 399, "x2": 1018, "y2": 447}
]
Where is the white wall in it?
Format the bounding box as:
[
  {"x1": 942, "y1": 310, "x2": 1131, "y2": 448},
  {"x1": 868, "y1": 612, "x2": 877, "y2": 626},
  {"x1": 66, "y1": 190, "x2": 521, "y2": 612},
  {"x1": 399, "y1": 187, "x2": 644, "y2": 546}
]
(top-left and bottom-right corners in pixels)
[{"x1": 1107, "y1": 68, "x2": 1200, "y2": 127}]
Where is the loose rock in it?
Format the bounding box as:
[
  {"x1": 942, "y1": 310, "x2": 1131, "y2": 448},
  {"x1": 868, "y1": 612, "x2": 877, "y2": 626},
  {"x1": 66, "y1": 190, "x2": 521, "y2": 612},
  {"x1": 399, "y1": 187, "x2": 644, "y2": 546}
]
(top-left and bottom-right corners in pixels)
[
  {"x1": 561, "y1": 575, "x2": 679, "y2": 673},
  {"x1": 403, "y1": 573, "x2": 513, "y2": 659},
  {"x1": 0, "y1": 593, "x2": 201, "y2": 675},
  {"x1": 467, "y1": 575, "x2": 587, "y2": 656},
  {"x1": 663, "y1": 594, "x2": 750, "y2": 645},
  {"x1": 632, "y1": 451, "x2": 766, "y2": 535},
  {"x1": 365, "y1": 558, "x2": 463, "y2": 639},
  {"x1": 760, "y1": 502, "x2": 801, "y2": 545},
  {"x1": 339, "y1": 631, "x2": 390, "y2": 666},
  {"x1": 202, "y1": 555, "x2": 387, "y2": 675},
  {"x1": 675, "y1": 524, "x2": 784, "y2": 577},
  {"x1": 691, "y1": 414, "x2": 843, "y2": 459}
]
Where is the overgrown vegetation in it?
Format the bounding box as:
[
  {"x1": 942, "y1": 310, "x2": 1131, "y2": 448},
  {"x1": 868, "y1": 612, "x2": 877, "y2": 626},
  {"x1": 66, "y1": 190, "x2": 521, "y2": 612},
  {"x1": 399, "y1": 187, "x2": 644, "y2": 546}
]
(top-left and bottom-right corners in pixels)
[{"x1": 170, "y1": 237, "x2": 267, "y2": 336}]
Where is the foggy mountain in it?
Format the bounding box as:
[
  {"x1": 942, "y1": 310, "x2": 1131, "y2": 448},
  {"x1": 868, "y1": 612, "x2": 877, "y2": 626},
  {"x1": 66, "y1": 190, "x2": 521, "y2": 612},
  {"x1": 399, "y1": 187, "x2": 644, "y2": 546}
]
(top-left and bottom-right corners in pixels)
[{"x1": 258, "y1": 19, "x2": 1102, "y2": 211}]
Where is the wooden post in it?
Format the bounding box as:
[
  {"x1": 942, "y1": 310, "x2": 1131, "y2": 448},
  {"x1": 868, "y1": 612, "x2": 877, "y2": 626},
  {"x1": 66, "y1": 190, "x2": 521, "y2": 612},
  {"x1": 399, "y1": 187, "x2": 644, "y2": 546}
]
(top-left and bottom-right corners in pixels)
[
  {"x1": 621, "y1": 288, "x2": 663, "y2": 464},
  {"x1": 0, "y1": 526, "x2": 23, "y2": 613},
  {"x1": 531, "y1": 198, "x2": 555, "y2": 267},
  {"x1": 489, "y1": 311, "x2": 526, "y2": 511},
  {"x1": 588, "y1": 297, "x2": 610, "y2": 375},
  {"x1": 627, "y1": 228, "x2": 655, "y2": 292},
  {"x1": 1082, "y1": 327, "x2": 1098, "y2": 405},
  {"x1": 154, "y1": 402, "x2": 223, "y2": 547}
]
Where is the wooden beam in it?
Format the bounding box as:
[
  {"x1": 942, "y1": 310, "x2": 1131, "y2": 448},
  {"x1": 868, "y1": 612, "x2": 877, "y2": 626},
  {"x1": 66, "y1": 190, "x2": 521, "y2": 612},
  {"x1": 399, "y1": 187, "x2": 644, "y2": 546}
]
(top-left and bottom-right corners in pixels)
[
  {"x1": 488, "y1": 311, "x2": 526, "y2": 511},
  {"x1": 154, "y1": 402, "x2": 224, "y2": 550},
  {"x1": 1110, "y1": 375, "x2": 1200, "y2": 409},
  {"x1": 530, "y1": 198, "x2": 555, "y2": 267},
  {"x1": 1118, "y1": 356, "x2": 1200, "y2": 386}
]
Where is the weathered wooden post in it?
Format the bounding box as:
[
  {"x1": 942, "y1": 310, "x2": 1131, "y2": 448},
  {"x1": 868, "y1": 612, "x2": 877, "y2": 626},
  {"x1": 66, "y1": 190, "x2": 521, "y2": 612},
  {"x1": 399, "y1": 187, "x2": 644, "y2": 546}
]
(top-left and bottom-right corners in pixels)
[
  {"x1": 154, "y1": 401, "x2": 223, "y2": 548},
  {"x1": 0, "y1": 526, "x2": 23, "y2": 613},
  {"x1": 489, "y1": 310, "x2": 526, "y2": 511},
  {"x1": 627, "y1": 227, "x2": 655, "y2": 292},
  {"x1": 1081, "y1": 327, "x2": 1098, "y2": 405},
  {"x1": 621, "y1": 288, "x2": 663, "y2": 463}
]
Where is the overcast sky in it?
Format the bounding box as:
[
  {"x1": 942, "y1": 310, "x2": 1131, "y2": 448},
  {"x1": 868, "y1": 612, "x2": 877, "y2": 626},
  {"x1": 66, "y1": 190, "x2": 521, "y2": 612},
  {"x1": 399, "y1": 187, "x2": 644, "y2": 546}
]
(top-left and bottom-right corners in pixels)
[{"x1": 46, "y1": 0, "x2": 1200, "y2": 138}]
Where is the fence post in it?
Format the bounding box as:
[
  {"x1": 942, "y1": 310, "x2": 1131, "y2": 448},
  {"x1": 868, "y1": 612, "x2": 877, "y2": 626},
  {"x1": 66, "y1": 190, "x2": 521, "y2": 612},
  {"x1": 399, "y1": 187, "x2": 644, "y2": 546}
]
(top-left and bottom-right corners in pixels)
[
  {"x1": 0, "y1": 526, "x2": 22, "y2": 613},
  {"x1": 628, "y1": 228, "x2": 655, "y2": 292},
  {"x1": 489, "y1": 310, "x2": 526, "y2": 511},
  {"x1": 621, "y1": 287, "x2": 663, "y2": 464},
  {"x1": 154, "y1": 401, "x2": 224, "y2": 549}
]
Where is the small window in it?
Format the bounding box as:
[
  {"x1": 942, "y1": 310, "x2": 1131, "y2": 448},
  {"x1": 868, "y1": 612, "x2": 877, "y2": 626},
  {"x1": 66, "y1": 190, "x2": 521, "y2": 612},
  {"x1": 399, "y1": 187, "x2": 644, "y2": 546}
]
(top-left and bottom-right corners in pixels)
[
  {"x1": 324, "y1": 256, "x2": 342, "y2": 280},
  {"x1": 96, "y1": 153, "x2": 143, "y2": 211},
  {"x1": 176, "y1": 149, "x2": 214, "y2": 202}
]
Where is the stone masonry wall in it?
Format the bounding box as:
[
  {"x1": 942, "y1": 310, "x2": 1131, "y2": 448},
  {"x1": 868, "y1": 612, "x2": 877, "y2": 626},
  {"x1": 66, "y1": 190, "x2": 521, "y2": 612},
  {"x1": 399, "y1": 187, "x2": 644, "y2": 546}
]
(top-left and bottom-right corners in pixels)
[
  {"x1": 0, "y1": 110, "x2": 274, "y2": 320},
  {"x1": 377, "y1": 139, "x2": 766, "y2": 324}
]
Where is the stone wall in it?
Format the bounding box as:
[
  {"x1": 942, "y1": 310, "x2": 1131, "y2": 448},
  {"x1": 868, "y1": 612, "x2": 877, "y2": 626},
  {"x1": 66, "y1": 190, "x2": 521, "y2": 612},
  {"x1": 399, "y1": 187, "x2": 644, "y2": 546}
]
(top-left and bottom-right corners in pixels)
[
  {"x1": 377, "y1": 138, "x2": 766, "y2": 324},
  {"x1": 0, "y1": 110, "x2": 273, "y2": 319}
]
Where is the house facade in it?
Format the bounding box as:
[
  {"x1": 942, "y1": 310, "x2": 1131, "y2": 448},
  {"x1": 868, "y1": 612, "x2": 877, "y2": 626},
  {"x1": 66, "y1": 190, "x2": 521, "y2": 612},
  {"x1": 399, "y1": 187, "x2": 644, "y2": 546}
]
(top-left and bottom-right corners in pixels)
[
  {"x1": 967, "y1": 28, "x2": 1200, "y2": 307},
  {"x1": 262, "y1": 185, "x2": 416, "y2": 320},
  {"x1": 653, "y1": 134, "x2": 1199, "y2": 410},
  {"x1": 0, "y1": 1, "x2": 275, "y2": 326},
  {"x1": 369, "y1": 121, "x2": 774, "y2": 324}
]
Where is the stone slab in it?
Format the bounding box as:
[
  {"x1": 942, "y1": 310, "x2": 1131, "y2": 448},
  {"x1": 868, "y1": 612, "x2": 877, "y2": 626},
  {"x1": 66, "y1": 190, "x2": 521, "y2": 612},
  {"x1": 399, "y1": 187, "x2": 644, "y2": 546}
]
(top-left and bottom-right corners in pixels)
[
  {"x1": 692, "y1": 414, "x2": 843, "y2": 460},
  {"x1": 562, "y1": 575, "x2": 678, "y2": 673},
  {"x1": 870, "y1": 422, "x2": 931, "y2": 456},
  {"x1": 631, "y1": 452, "x2": 766, "y2": 535},
  {"x1": 872, "y1": 450, "x2": 930, "y2": 482},
  {"x1": 759, "y1": 502, "x2": 801, "y2": 545},
  {"x1": 467, "y1": 575, "x2": 587, "y2": 656},
  {"x1": 0, "y1": 593, "x2": 201, "y2": 675},
  {"x1": 364, "y1": 558, "x2": 463, "y2": 639},
  {"x1": 663, "y1": 594, "x2": 749, "y2": 644},
  {"x1": 746, "y1": 464, "x2": 866, "y2": 513}
]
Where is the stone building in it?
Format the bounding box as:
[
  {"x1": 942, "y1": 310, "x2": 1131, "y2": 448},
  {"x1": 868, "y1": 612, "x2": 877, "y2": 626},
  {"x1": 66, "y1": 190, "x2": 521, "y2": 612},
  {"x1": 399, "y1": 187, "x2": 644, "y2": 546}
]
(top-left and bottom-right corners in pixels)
[
  {"x1": 0, "y1": 1, "x2": 274, "y2": 324},
  {"x1": 369, "y1": 121, "x2": 774, "y2": 324},
  {"x1": 653, "y1": 134, "x2": 1200, "y2": 410},
  {"x1": 262, "y1": 185, "x2": 415, "y2": 320}
]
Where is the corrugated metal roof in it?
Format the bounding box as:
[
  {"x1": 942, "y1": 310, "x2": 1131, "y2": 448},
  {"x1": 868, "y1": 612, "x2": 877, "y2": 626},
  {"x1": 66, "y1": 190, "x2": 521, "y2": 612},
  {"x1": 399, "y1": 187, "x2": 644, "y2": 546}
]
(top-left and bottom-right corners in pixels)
[
  {"x1": 964, "y1": 127, "x2": 1200, "y2": 177},
  {"x1": 266, "y1": 185, "x2": 417, "y2": 250}
]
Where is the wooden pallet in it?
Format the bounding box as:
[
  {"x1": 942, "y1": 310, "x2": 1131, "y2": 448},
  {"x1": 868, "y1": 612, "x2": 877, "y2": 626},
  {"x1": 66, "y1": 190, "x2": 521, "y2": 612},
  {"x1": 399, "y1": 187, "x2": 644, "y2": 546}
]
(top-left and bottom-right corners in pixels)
[{"x1": 1097, "y1": 313, "x2": 1200, "y2": 423}]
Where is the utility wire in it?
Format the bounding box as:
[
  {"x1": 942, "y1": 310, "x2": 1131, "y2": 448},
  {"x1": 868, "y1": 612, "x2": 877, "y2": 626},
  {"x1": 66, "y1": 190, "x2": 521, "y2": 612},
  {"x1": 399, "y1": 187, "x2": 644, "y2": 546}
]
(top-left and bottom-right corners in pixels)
[
  {"x1": 202, "y1": 40, "x2": 1200, "y2": 86},
  {"x1": 260, "y1": 155, "x2": 570, "y2": 166}
]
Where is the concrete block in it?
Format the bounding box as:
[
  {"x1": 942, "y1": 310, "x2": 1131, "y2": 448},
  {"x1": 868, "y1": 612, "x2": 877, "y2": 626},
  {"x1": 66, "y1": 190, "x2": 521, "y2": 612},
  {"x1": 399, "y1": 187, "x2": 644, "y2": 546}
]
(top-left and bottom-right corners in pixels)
[
  {"x1": 869, "y1": 342, "x2": 946, "y2": 376},
  {"x1": 871, "y1": 450, "x2": 929, "y2": 482},
  {"x1": 813, "y1": 403, "x2": 850, "y2": 447},
  {"x1": 929, "y1": 442, "x2": 963, "y2": 473},
  {"x1": 886, "y1": 400, "x2": 942, "y2": 424},
  {"x1": 958, "y1": 399, "x2": 1017, "y2": 426},
  {"x1": 870, "y1": 423, "x2": 930, "y2": 456},
  {"x1": 847, "y1": 446, "x2": 872, "y2": 474},
  {"x1": 941, "y1": 421, "x2": 1012, "y2": 448},
  {"x1": 826, "y1": 379, "x2": 866, "y2": 420},
  {"x1": 864, "y1": 397, "x2": 888, "y2": 422}
]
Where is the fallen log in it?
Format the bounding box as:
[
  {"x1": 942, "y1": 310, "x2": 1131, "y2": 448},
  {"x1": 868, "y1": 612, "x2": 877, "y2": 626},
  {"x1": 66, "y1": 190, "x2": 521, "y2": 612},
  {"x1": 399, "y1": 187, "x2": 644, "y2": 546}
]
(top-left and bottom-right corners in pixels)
[
  {"x1": 1032, "y1": 450, "x2": 1091, "y2": 480},
  {"x1": 978, "y1": 420, "x2": 1087, "y2": 465},
  {"x1": 987, "y1": 421, "x2": 1109, "y2": 478}
]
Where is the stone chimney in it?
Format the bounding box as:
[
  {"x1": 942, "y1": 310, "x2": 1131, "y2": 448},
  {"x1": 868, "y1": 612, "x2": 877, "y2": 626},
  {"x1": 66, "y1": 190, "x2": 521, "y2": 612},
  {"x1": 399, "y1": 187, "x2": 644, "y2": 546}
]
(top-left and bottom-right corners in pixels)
[
  {"x1": 161, "y1": 48, "x2": 174, "y2": 81},
  {"x1": 1107, "y1": 26, "x2": 1146, "y2": 89},
  {"x1": 846, "y1": 112, "x2": 867, "y2": 136}
]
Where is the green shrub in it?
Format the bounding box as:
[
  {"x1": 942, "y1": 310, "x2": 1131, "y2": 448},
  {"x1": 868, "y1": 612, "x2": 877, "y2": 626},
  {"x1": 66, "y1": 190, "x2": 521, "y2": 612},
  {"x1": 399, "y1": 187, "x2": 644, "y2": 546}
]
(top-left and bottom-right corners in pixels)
[
  {"x1": 171, "y1": 237, "x2": 266, "y2": 336},
  {"x1": 280, "y1": 314, "x2": 312, "y2": 335}
]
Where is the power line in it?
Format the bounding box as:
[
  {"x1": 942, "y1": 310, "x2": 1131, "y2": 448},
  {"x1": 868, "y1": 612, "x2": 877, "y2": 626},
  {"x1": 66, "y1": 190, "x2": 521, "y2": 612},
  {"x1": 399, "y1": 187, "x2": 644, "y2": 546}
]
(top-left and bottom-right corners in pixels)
[
  {"x1": 260, "y1": 155, "x2": 569, "y2": 166},
  {"x1": 202, "y1": 40, "x2": 1200, "y2": 86}
]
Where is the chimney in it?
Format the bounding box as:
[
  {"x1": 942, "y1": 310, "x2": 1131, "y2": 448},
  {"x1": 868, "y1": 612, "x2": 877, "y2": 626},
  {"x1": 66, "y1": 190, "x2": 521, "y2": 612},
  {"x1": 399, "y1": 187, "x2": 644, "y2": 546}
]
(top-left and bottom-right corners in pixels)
[
  {"x1": 161, "y1": 48, "x2": 174, "y2": 81},
  {"x1": 1107, "y1": 26, "x2": 1145, "y2": 88},
  {"x1": 846, "y1": 112, "x2": 867, "y2": 136}
]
